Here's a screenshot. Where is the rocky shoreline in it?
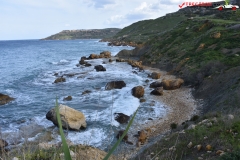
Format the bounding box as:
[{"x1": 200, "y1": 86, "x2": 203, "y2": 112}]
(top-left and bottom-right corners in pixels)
[{"x1": 1, "y1": 49, "x2": 201, "y2": 159}]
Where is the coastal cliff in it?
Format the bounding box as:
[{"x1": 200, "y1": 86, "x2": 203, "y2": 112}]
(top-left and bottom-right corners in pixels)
[{"x1": 41, "y1": 28, "x2": 121, "y2": 40}]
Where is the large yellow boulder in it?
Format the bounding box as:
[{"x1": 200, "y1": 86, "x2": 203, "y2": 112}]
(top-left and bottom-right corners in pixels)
[{"x1": 46, "y1": 104, "x2": 86, "y2": 130}]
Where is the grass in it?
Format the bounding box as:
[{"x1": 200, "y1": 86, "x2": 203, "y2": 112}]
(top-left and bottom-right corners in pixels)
[{"x1": 135, "y1": 114, "x2": 240, "y2": 160}]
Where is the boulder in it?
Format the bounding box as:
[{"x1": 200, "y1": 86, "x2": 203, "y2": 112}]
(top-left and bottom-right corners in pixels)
[
  {"x1": 54, "y1": 77, "x2": 66, "y2": 83},
  {"x1": 46, "y1": 104, "x2": 86, "y2": 130},
  {"x1": 79, "y1": 56, "x2": 87, "y2": 65},
  {"x1": 105, "y1": 81, "x2": 126, "y2": 90},
  {"x1": 150, "y1": 87, "x2": 163, "y2": 96},
  {"x1": 63, "y1": 96, "x2": 72, "y2": 101},
  {"x1": 162, "y1": 78, "x2": 184, "y2": 90},
  {"x1": 109, "y1": 59, "x2": 113, "y2": 62},
  {"x1": 150, "y1": 72, "x2": 161, "y2": 79},
  {"x1": 138, "y1": 130, "x2": 147, "y2": 144},
  {"x1": 0, "y1": 93, "x2": 14, "y2": 105},
  {"x1": 132, "y1": 86, "x2": 144, "y2": 98},
  {"x1": 88, "y1": 54, "x2": 98, "y2": 59},
  {"x1": 149, "y1": 81, "x2": 162, "y2": 88},
  {"x1": 100, "y1": 51, "x2": 111, "y2": 58},
  {"x1": 0, "y1": 139, "x2": 8, "y2": 148},
  {"x1": 94, "y1": 65, "x2": 106, "y2": 72},
  {"x1": 206, "y1": 145, "x2": 212, "y2": 151},
  {"x1": 128, "y1": 60, "x2": 142, "y2": 68},
  {"x1": 114, "y1": 113, "x2": 130, "y2": 124}
]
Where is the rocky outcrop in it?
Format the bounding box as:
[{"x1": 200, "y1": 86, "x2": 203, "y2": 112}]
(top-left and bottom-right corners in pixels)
[
  {"x1": 0, "y1": 139, "x2": 8, "y2": 148},
  {"x1": 63, "y1": 96, "x2": 72, "y2": 101},
  {"x1": 94, "y1": 65, "x2": 106, "y2": 72},
  {"x1": 132, "y1": 86, "x2": 144, "y2": 98},
  {"x1": 54, "y1": 77, "x2": 66, "y2": 83},
  {"x1": 82, "y1": 90, "x2": 91, "y2": 95},
  {"x1": 149, "y1": 72, "x2": 161, "y2": 79},
  {"x1": 0, "y1": 93, "x2": 14, "y2": 105},
  {"x1": 105, "y1": 81, "x2": 126, "y2": 90},
  {"x1": 162, "y1": 78, "x2": 184, "y2": 90},
  {"x1": 149, "y1": 81, "x2": 162, "y2": 88},
  {"x1": 116, "y1": 49, "x2": 133, "y2": 57},
  {"x1": 100, "y1": 51, "x2": 111, "y2": 58},
  {"x1": 46, "y1": 104, "x2": 86, "y2": 130},
  {"x1": 128, "y1": 60, "x2": 143, "y2": 69},
  {"x1": 150, "y1": 87, "x2": 163, "y2": 96},
  {"x1": 114, "y1": 113, "x2": 130, "y2": 124},
  {"x1": 88, "y1": 54, "x2": 98, "y2": 59}
]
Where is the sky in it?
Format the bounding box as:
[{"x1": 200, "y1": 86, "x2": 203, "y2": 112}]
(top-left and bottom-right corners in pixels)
[{"x1": 0, "y1": 0, "x2": 223, "y2": 40}]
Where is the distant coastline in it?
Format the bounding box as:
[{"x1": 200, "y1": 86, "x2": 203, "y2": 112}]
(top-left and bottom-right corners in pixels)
[{"x1": 41, "y1": 28, "x2": 121, "y2": 40}]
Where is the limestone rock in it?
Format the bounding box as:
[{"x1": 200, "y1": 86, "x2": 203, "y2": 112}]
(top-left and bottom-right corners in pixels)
[
  {"x1": 138, "y1": 130, "x2": 147, "y2": 144},
  {"x1": 46, "y1": 104, "x2": 86, "y2": 130},
  {"x1": 88, "y1": 54, "x2": 98, "y2": 59},
  {"x1": 206, "y1": 145, "x2": 212, "y2": 151},
  {"x1": 132, "y1": 86, "x2": 144, "y2": 98},
  {"x1": 187, "y1": 142, "x2": 193, "y2": 148},
  {"x1": 197, "y1": 144, "x2": 202, "y2": 151},
  {"x1": 150, "y1": 87, "x2": 163, "y2": 96},
  {"x1": 105, "y1": 81, "x2": 126, "y2": 90},
  {"x1": 162, "y1": 78, "x2": 184, "y2": 90},
  {"x1": 100, "y1": 51, "x2": 111, "y2": 58},
  {"x1": 114, "y1": 113, "x2": 130, "y2": 124},
  {"x1": 0, "y1": 93, "x2": 14, "y2": 105},
  {"x1": 94, "y1": 65, "x2": 106, "y2": 72},
  {"x1": 150, "y1": 72, "x2": 161, "y2": 79}
]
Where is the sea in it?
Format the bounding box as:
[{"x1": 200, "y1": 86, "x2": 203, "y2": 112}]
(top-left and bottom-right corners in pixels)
[{"x1": 0, "y1": 39, "x2": 167, "y2": 150}]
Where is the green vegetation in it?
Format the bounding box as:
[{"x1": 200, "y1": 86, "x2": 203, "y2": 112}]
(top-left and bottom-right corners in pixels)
[
  {"x1": 136, "y1": 114, "x2": 240, "y2": 160},
  {"x1": 55, "y1": 98, "x2": 72, "y2": 160},
  {"x1": 42, "y1": 28, "x2": 121, "y2": 40}
]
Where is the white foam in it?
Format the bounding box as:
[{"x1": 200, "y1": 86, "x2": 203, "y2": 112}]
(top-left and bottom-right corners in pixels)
[{"x1": 66, "y1": 127, "x2": 112, "y2": 148}]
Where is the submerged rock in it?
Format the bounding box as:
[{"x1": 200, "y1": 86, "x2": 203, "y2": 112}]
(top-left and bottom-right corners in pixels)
[
  {"x1": 105, "y1": 81, "x2": 126, "y2": 90},
  {"x1": 54, "y1": 77, "x2": 66, "y2": 83},
  {"x1": 46, "y1": 104, "x2": 86, "y2": 130},
  {"x1": 132, "y1": 86, "x2": 144, "y2": 98},
  {"x1": 0, "y1": 93, "x2": 14, "y2": 105},
  {"x1": 114, "y1": 113, "x2": 130, "y2": 124}
]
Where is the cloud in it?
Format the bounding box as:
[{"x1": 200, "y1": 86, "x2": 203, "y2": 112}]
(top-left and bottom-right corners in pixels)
[{"x1": 85, "y1": 0, "x2": 117, "y2": 9}]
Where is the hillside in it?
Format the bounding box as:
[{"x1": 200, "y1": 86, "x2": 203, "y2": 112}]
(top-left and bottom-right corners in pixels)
[
  {"x1": 107, "y1": 5, "x2": 240, "y2": 160},
  {"x1": 41, "y1": 28, "x2": 121, "y2": 40}
]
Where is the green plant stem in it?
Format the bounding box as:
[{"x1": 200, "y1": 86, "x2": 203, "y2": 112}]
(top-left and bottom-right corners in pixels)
[
  {"x1": 103, "y1": 108, "x2": 139, "y2": 160},
  {"x1": 55, "y1": 97, "x2": 72, "y2": 160}
]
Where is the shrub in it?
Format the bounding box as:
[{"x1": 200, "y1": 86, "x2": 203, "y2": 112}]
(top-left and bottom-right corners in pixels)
[{"x1": 170, "y1": 123, "x2": 178, "y2": 130}]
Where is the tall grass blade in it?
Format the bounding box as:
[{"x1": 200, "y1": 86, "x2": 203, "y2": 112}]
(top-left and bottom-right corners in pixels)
[
  {"x1": 55, "y1": 97, "x2": 72, "y2": 160},
  {"x1": 103, "y1": 108, "x2": 139, "y2": 160}
]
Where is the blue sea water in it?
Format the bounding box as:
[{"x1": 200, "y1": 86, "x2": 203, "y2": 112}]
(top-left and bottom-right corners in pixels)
[{"x1": 0, "y1": 39, "x2": 166, "y2": 149}]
